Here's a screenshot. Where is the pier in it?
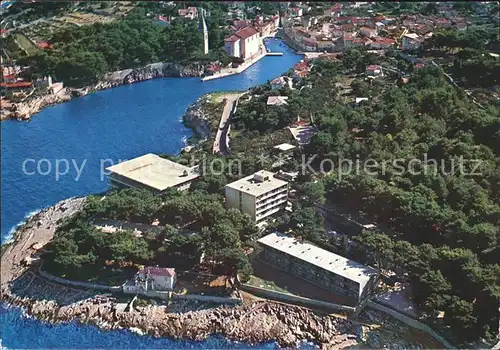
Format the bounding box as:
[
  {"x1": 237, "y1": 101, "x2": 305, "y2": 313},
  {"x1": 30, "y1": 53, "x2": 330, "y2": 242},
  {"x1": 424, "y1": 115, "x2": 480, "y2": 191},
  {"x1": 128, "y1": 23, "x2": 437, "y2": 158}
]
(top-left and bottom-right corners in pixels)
[
  {"x1": 201, "y1": 35, "x2": 283, "y2": 82},
  {"x1": 201, "y1": 51, "x2": 284, "y2": 82}
]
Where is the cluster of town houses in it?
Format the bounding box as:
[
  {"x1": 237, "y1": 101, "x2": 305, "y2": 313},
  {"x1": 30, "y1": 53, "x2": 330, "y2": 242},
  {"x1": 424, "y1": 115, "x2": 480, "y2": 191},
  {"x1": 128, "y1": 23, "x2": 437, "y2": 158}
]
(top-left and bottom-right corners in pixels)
[{"x1": 282, "y1": 2, "x2": 473, "y2": 53}]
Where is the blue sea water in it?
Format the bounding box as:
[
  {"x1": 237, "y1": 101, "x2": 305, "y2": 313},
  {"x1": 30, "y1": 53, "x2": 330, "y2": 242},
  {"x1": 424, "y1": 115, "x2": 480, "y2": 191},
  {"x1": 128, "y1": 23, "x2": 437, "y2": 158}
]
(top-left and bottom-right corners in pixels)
[
  {"x1": 0, "y1": 304, "x2": 281, "y2": 349},
  {"x1": 0, "y1": 39, "x2": 302, "y2": 348}
]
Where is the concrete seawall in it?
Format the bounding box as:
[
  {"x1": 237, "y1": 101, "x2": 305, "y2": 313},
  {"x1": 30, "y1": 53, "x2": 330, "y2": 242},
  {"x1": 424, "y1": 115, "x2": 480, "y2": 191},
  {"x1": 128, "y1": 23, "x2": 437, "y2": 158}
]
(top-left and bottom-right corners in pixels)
[
  {"x1": 366, "y1": 300, "x2": 455, "y2": 349},
  {"x1": 240, "y1": 283, "x2": 355, "y2": 313}
]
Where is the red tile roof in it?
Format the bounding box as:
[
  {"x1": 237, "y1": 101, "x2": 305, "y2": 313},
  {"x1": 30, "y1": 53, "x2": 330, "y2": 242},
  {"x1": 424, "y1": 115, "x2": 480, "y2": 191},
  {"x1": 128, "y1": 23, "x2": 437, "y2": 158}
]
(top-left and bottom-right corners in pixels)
[
  {"x1": 294, "y1": 60, "x2": 309, "y2": 71},
  {"x1": 0, "y1": 29, "x2": 8, "y2": 34},
  {"x1": 234, "y1": 26, "x2": 259, "y2": 40},
  {"x1": 224, "y1": 34, "x2": 240, "y2": 42},
  {"x1": 360, "y1": 26, "x2": 376, "y2": 32},
  {"x1": 37, "y1": 42, "x2": 51, "y2": 49},
  {"x1": 0, "y1": 81, "x2": 32, "y2": 88},
  {"x1": 366, "y1": 65, "x2": 381, "y2": 70},
  {"x1": 375, "y1": 37, "x2": 395, "y2": 45},
  {"x1": 142, "y1": 267, "x2": 175, "y2": 277}
]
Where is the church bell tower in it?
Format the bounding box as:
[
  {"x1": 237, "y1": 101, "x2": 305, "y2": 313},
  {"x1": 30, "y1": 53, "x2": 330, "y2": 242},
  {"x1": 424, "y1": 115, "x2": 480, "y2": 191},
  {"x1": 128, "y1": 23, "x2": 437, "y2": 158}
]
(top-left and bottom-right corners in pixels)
[{"x1": 199, "y1": 8, "x2": 209, "y2": 55}]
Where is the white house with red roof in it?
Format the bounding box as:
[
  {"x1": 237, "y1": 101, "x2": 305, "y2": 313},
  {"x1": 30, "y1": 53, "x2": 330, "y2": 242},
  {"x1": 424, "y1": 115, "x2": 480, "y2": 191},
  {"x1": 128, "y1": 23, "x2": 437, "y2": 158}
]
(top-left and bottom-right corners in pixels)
[
  {"x1": 178, "y1": 7, "x2": 197, "y2": 20},
  {"x1": 365, "y1": 65, "x2": 383, "y2": 77},
  {"x1": 123, "y1": 266, "x2": 177, "y2": 294},
  {"x1": 370, "y1": 37, "x2": 396, "y2": 50},
  {"x1": 224, "y1": 26, "x2": 260, "y2": 59}
]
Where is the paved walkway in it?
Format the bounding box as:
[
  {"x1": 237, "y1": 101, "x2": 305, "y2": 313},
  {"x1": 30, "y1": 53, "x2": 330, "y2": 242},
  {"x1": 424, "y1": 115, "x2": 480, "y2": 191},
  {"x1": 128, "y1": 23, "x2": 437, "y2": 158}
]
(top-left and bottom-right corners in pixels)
[
  {"x1": 202, "y1": 35, "x2": 278, "y2": 82},
  {"x1": 212, "y1": 93, "x2": 243, "y2": 155}
]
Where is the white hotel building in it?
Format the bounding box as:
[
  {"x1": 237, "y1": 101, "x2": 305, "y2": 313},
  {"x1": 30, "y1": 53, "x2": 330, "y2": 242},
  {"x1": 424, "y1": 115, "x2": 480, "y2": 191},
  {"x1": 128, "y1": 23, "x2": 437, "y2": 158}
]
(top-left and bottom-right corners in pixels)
[{"x1": 225, "y1": 170, "x2": 288, "y2": 224}]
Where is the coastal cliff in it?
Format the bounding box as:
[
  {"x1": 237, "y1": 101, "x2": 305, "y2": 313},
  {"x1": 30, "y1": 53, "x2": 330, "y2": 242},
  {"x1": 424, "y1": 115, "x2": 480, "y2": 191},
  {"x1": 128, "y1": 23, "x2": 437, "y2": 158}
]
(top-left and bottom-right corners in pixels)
[{"x1": 1, "y1": 62, "x2": 206, "y2": 122}]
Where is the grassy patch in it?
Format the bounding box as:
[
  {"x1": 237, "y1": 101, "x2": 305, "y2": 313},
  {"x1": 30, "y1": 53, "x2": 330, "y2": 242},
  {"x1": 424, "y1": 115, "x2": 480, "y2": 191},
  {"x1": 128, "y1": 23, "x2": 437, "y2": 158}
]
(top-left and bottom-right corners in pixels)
[
  {"x1": 13, "y1": 33, "x2": 39, "y2": 56},
  {"x1": 85, "y1": 266, "x2": 137, "y2": 286},
  {"x1": 247, "y1": 275, "x2": 291, "y2": 294},
  {"x1": 208, "y1": 91, "x2": 244, "y2": 104}
]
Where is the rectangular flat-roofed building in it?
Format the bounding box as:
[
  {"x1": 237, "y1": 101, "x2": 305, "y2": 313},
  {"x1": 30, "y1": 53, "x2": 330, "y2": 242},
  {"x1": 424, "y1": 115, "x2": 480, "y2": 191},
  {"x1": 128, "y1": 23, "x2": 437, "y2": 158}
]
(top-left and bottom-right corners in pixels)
[
  {"x1": 225, "y1": 170, "x2": 288, "y2": 224},
  {"x1": 257, "y1": 232, "x2": 379, "y2": 304},
  {"x1": 106, "y1": 153, "x2": 199, "y2": 193}
]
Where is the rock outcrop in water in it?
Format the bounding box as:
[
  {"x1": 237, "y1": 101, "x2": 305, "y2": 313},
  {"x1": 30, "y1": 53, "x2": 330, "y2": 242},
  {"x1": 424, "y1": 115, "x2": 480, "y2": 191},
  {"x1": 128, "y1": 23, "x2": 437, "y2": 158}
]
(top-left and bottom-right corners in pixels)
[{"x1": 183, "y1": 95, "x2": 211, "y2": 140}]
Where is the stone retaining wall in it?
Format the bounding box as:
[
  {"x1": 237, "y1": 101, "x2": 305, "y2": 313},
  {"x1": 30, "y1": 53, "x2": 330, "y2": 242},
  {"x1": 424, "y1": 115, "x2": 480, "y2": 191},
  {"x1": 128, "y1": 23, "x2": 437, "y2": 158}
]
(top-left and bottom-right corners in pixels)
[
  {"x1": 240, "y1": 283, "x2": 355, "y2": 313},
  {"x1": 38, "y1": 266, "x2": 121, "y2": 292},
  {"x1": 172, "y1": 293, "x2": 241, "y2": 304},
  {"x1": 366, "y1": 300, "x2": 454, "y2": 349}
]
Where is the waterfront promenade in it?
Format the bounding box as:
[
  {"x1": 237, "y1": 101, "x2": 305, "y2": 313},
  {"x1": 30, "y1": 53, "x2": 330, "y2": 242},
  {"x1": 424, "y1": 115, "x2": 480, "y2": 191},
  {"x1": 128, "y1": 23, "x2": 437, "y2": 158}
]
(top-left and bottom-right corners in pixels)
[
  {"x1": 212, "y1": 93, "x2": 243, "y2": 155},
  {"x1": 202, "y1": 51, "x2": 268, "y2": 82},
  {"x1": 201, "y1": 33, "x2": 282, "y2": 82}
]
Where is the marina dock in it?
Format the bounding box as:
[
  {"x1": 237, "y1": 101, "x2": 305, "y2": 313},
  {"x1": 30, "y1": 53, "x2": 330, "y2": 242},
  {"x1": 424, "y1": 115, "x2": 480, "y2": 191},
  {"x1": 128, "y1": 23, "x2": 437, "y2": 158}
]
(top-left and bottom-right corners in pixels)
[
  {"x1": 201, "y1": 34, "x2": 283, "y2": 82},
  {"x1": 201, "y1": 50, "x2": 284, "y2": 82}
]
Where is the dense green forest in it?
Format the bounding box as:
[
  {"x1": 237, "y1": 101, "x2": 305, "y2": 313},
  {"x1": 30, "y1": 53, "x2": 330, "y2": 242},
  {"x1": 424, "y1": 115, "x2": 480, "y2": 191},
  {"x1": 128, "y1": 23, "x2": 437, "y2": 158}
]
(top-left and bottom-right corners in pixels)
[
  {"x1": 21, "y1": 6, "x2": 230, "y2": 87},
  {"x1": 36, "y1": 11, "x2": 499, "y2": 343},
  {"x1": 422, "y1": 27, "x2": 500, "y2": 88},
  {"x1": 44, "y1": 188, "x2": 257, "y2": 283},
  {"x1": 226, "y1": 45, "x2": 499, "y2": 342},
  {"x1": 301, "y1": 62, "x2": 499, "y2": 343}
]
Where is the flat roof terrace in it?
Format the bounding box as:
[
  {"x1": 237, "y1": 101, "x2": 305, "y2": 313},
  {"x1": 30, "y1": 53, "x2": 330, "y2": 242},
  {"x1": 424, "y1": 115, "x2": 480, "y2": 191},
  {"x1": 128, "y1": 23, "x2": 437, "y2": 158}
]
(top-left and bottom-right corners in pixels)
[
  {"x1": 258, "y1": 232, "x2": 377, "y2": 286},
  {"x1": 106, "y1": 153, "x2": 199, "y2": 192},
  {"x1": 225, "y1": 170, "x2": 288, "y2": 197}
]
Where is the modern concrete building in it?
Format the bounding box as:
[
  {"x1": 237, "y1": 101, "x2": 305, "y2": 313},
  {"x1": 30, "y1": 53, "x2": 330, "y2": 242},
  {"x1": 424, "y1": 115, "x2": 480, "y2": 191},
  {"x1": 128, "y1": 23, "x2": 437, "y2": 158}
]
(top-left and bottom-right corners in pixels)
[
  {"x1": 106, "y1": 153, "x2": 199, "y2": 194},
  {"x1": 225, "y1": 170, "x2": 288, "y2": 224},
  {"x1": 365, "y1": 64, "x2": 383, "y2": 77},
  {"x1": 257, "y1": 232, "x2": 379, "y2": 304}
]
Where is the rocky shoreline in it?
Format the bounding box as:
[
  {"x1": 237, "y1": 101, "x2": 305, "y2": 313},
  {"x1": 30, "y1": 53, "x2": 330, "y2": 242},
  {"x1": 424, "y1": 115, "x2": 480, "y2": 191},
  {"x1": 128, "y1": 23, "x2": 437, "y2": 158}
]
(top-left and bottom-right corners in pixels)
[
  {"x1": 182, "y1": 95, "x2": 212, "y2": 141},
  {"x1": 1, "y1": 61, "x2": 206, "y2": 122},
  {"x1": 1, "y1": 292, "x2": 358, "y2": 348},
  {"x1": 0, "y1": 197, "x2": 359, "y2": 348}
]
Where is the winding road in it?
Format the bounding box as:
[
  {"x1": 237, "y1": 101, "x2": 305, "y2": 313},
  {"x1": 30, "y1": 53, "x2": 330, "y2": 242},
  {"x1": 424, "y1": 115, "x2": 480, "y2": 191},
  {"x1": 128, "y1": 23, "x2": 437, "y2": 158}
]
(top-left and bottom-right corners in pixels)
[{"x1": 212, "y1": 93, "x2": 244, "y2": 156}]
